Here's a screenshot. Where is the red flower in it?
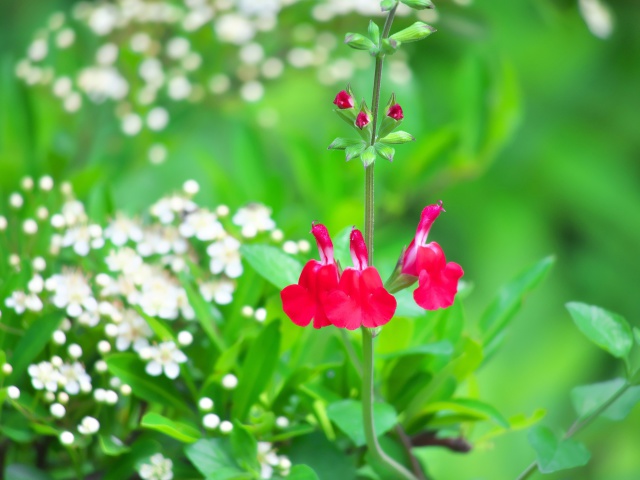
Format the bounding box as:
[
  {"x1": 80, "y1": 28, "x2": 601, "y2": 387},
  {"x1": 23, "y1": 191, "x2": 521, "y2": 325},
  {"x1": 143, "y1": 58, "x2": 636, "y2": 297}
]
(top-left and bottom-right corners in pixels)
[
  {"x1": 387, "y1": 104, "x2": 404, "y2": 120},
  {"x1": 281, "y1": 223, "x2": 340, "y2": 329},
  {"x1": 333, "y1": 90, "x2": 355, "y2": 109},
  {"x1": 356, "y1": 111, "x2": 371, "y2": 129},
  {"x1": 325, "y1": 228, "x2": 397, "y2": 330},
  {"x1": 402, "y1": 201, "x2": 463, "y2": 310}
]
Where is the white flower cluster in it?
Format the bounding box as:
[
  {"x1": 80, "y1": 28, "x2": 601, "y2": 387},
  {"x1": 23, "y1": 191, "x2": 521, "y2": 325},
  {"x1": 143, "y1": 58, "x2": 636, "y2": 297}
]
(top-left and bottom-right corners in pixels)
[
  {"x1": 14, "y1": 0, "x2": 426, "y2": 152},
  {"x1": 139, "y1": 453, "x2": 173, "y2": 480},
  {"x1": 28, "y1": 358, "x2": 92, "y2": 395},
  {"x1": 258, "y1": 442, "x2": 292, "y2": 479}
]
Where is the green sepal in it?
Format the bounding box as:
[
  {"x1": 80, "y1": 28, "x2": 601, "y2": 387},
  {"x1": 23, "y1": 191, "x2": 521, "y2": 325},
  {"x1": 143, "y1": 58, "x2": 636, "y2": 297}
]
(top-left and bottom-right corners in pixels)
[
  {"x1": 380, "y1": 0, "x2": 398, "y2": 11},
  {"x1": 344, "y1": 33, "x2": 375, "y2": 51},
  {"x1": 390, "y1": 22, "x2": 436, "y2": 43},
  {"x1": 380, "y1": 38, "x2": 401, "y2": 55},
  {"x1": 345, "y1": 142, "x2": 367, "y2": 161},
  {"x1": 378, "y1": 131, "x2": 415, "y2": 144},
  {"x1": 374, "y1": 143, "x2": 395, "y2": 162},
  {"x1": 377, "y1": 115, "x2": 402, "y2": 139},
  {"x1": 368, "y1": 21, "x2": 380, "y2": 44},
  {"x1": 360, "y1": 146, "x2": 377, "y2": 167},
  {"x1": 334, "y1": 108, "x2": 358, "y2": 127},
  {"x1": 400, "y1": 0, "x2": 434, "y2": 10},
  {"x1": 328, "y1": 137, "x2": 364, "y2": 150}
]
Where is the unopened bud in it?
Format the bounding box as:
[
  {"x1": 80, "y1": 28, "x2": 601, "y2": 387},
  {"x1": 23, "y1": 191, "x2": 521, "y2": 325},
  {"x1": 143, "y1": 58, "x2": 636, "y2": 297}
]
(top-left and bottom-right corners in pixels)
[
  {"x1": 390, "y1": 22, "x2": 436, "y2": 44},
  {"x1": 344, "y1": 33, "x2": 375, "y2": 51},
  {"x1": 401, "y1": 0, "x2": 434, "y2": 10},
  {"x1": 356, "y1": 111, "x2": 371, "y2": 129},
  {"x1": 333, "y1": 90, "x2": 355, "y2": 109},
  {"x1": 387, "y1": 104, "x2": 404, "y2": 120}
]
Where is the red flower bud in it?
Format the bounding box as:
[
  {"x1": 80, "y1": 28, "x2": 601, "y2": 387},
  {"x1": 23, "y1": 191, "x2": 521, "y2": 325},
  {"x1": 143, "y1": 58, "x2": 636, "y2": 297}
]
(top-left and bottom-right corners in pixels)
[
  {"x1": 356, "y1": 111, "x2": 370, "y2": 129},
  {"x1": 387, "y1": 104, "x2": 404, "y2": 120},
  {"x1": 333, "y1": 90, "x2": 355, "y2": 109}
]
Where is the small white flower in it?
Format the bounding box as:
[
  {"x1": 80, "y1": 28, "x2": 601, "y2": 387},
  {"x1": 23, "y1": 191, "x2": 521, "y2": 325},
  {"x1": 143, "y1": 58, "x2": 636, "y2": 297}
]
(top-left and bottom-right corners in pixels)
[
  {"x1": 52, "y1": 330, "x2": 67, "y2": 345},
  {"x1": 207, "y1": 236, "x2": 243, "y2": 278},
  {"x1": 182, "y1": 180, "x2": 199, "y2": 195},
  {"x1": 232, "y1": 204, "x2": 276, "y2": 238},
  {"x1": 221, "y1": 374, "x2": 238, "y2": 390},
  {"x1": 23, "y1": 219, "x2": 38, "y2": 235},
  {"x1": 9, "y1": 193, "x2": 23, "y2": 209},
  {"x1": 39, "y1": 175, "x2": 54, "y2": 191},
  {"x1": 59, "y1": 431, "x2": 74, "y2": 445},
  {"x1": 120, "y1": 384, "x2": 132, "y2": 396},
  {"x1": 254, "y1": 308, "x2": 267, "y2": 322},
  {"x1": 28, "y1": 274, "x2": 44, "y2": 293},
  {"x1": 241, "y1": 306, "x2": 254, "y2": 317},
  {"x1": 58, "y1": 392, "x2": 69, "y2": 404},
  {"x1": 78, "y1": 416, "x2": 100, "y2": 435},
  {"x1": 29, "y1": 361, "x2": 60, "y2": 392},
  {"x1": 21, "y1": 176, "x2": 34, "y2": 191},
  {"x1": 68, "y1": 343, "x2": 82, "y2": 359},
  {"x1": 179, "y1": 209, "x2": 224, "y2": 241},
  {"x1": 58, "y1": 362, "x2": 92, "y2": 395},
  {"x1": 271, "y1": 229, "x2": 284, "y2": 242},
  {"x1": 94, "y1": 388, "x2": 107, "y2": 402},
  {"x1": 219, "y1": 420, "x2": 233, "y2": 434},
  {"x1": 199, "y1": 279, "x2": 235, "y2": 305},
  {"x1": 138, "y1": 453, "x2": 173, "y2": 480},
  {"x1": 203, "y1": 413, "x2": 220, "y2": 430},
  {"x1": 5, "y1": 290, "x2": 44, "y2": 314},
  {"x1": 50, "y1": 402, "x2": 66, "y2": 418},
  {"x1": 275, "y1": 416, "x2": 290, "y2": 429},
  {"x1": 198, "y1": 397, "x2": 214, "y2": 411},
  {"x1": 0, "y1": 216, "x2": 7, "y2": 231},
  {"x1": 2, "y1": 363, "x2": 13, "y2": 375},
  {"x1": 144, "y1": 342, "x2": 187, "y2": 379},
  {"x1": 104, "y1": 214, "x2": 144, "y2": 246},
  {"x1": 104, "y1": 390, "x2": 118, "y2": 404},
  {"x1": 7, "y1": 386, "x2": 20, "y2": 399},
  {"x1": 283, "y1": 241, "x2": 298, "y2": 255},
  {"x1": 177, "y1": 330, "x2": 193, "y2": 346},
  {"x1": 95, "y1": 360, "x2": 108, "y2": 373}
]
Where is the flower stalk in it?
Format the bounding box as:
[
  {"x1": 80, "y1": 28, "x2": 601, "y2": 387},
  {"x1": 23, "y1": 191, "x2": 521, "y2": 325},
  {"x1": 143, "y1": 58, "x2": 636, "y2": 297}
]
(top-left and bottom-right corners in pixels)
[{"x1": 360, "y1": 3, "x2": 417, "y2": 479}]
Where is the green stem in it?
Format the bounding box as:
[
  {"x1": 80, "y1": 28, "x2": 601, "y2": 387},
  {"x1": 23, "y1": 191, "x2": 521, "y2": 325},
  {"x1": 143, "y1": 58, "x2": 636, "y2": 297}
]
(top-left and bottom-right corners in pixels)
[
  {"x1": 362, "y1": 328, "x2": 416, "y2": 480},
  {"x1": 515, "y1": 381, "x2": 631, "y2": 480}
]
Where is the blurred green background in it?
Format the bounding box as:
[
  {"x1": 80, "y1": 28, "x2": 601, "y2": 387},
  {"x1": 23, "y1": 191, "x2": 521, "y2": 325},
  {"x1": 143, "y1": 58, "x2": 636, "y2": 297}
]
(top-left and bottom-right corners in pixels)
[{"x1": 1, "y1": 0, "x2": 639, "y2": 478}]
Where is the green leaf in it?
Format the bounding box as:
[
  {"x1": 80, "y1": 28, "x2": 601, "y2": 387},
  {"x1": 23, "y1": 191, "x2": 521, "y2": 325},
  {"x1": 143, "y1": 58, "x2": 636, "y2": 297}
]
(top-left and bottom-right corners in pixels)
[
  {"x1": 368, "y1": 21, "x2": 380, "y2": 44},
  {"x1": 328, "y1": 137, "x2": 363, "y2": 150},
  {"x1": 240, "y1": 244, "x2": 302, "y2": 290},
  {"x1": 571, "y1": 378, "x2": 640, "y2": 421},
  {"x1": 374, "y1": 143, "x2": 395, "y2": 162},
  {"x1": 378, "y1": 341, "x2": 453, "y2": 359},
  {"x1": 105, "y1": 353, "x2": 187, "y2": 412},
  {"x1": 185, "y1": 439, "x2": 244, "y2": 478},
  {"x1": 326, "y1": 399, "x2": 397, "y2": 447},
  {"x1": 345, "y1": 142, "x2": 367, "y2": 161},
  {"x1": 566, "y1": 302, "x2": 633, "y2": 359},
  {"x1": 231, "y1": 422, "x2": 259, "y2": 472},
  {"x1": 180, "y1": 274, "x2": 226, "y2": 353},
  {"x1": 420, "y1": 398, "x2": 509, "y2": 428},
  {"x1": 479, "y1": 256, "x2": 554, "y2": 358},
  {"x1": 141, "y1": 412, "x2": 200, "y2": 443},
  {"x1": 136, "y1": 308, "x2": 175, "y2": 342},
  {"x1": 7, "y1": 311, "x2": 64, "y2": 383},
  {"x1": 103, "y1": 438, "x2": 161, "y2": 480},
  {"x1": 232, "y1": 321, "x2": 281, "y2": 420},
  {"x1": 360, "y1": 146, "x2": 377, "y2": 167},
  {"x1": 99, "y1": 435, "x2": 131, "y2": 456},
  {"x1": 288, "y1": 465, "x2": 320, "y2": 480},
  {"x1": 344, "y1": 33, "x2": 375, "y2": 51},
  {"x1": 528, "y1": 426, "x2": 591, "y2": 473},
  {"x1": 390, "y1": 22, "x2": 436, "y2": 43},
  {"x1": 378, "y1": 131, "x2": 415, "y2": 144}
]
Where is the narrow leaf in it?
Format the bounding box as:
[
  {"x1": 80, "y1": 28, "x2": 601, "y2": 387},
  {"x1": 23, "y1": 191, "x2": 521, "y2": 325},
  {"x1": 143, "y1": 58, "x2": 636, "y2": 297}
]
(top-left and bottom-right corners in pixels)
[
  {"x1": 141, "y1": 412, "x2": 200, "y2": 443},
  {"x1": 328, "y1": 137, "x2": 362, "y2": 150},
  {"x1": 378, "y1": 131, "x2": 415, "y2": 144},
  {"x1": 345, "y1": 142, "x2": 367, "y2": 161},
  {"x1": 374, "y1": 143, "x2": 395, "y2": 162}
]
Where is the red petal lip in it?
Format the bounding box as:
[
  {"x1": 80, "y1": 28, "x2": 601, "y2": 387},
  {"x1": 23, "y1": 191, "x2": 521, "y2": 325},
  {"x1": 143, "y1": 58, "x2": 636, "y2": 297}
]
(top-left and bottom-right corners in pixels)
[
  {"x1": 387, "y1": 104, "x2": 404, "y2": 120},
  {"x1": 349, "y1": 228, "x2": 368, "y2": 270},
  {"x1": 311, "y1": 223, "x2": 334, "y2": 265},
  {"x1": 333, "y1": 90, "x2": 355, "y2": 109}
]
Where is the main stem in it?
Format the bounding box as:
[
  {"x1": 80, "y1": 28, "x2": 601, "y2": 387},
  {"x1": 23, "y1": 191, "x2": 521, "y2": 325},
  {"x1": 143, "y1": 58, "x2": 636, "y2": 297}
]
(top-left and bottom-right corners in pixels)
[
  {"x1": 361, "y1": 4, "x2": 416, "y2": 480},
  {"x1": 515, "y1": 381, "x2": 631, "y2": 480}
]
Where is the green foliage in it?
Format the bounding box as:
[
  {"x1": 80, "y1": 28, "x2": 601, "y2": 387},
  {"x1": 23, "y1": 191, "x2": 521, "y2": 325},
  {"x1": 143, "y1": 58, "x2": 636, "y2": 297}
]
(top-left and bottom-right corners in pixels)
[
  {"x1": 527, "y1": 426, "x2": 591, "y2": 474},
  {"x1": 566, "y1": 302, "x2": 633, "y2": 360},
  {"x1": 326, "y1": 400, "x2": 398, "y2": 447}
]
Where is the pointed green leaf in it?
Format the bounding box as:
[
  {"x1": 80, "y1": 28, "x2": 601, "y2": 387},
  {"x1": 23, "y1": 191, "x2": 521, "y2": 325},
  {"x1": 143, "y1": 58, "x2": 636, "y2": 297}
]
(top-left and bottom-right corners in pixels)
[
  {"x1": 479, "y1": 256, "x2": 554, "y2": 358},
  {"x1": 344, "y1": 33, "x2": 375, "y2": 51},
  {"x1": 420, "y1": 398, "x2": 509, "y2": 428},
  {"x1": 141, "y1": 412, "x2": 200, "y2": 443},
  {"x1": 528, "y1": 426, "x2": 591, "y2": 473},
  {"x1": 7, "y1": 311, "x2": 64, "y2": 383},
  {"x1": 368, "y1": 21, "x2": 380, "y2": 44},
  {"x1": 105, "y1": 353, "x2": 187, "y2": 412},
  {"x1": 566, "y1": 302, "x2": 633, "y2": 359},
  {"x1": 99, "y1": 435, "x2": 131, "y2": 456},
  {"x1": 378, "y1": 131, "x2": 415, "y2": 144},
  {"x1": 328, "y1": 137, "x2": 363, "y2": 150},
  {"x1": 232, "y1": 321, "x2": 281, "y2": 420},
  {"x1": 345, "y1": 142, "x2": 367, "y2": 161},
  {"x1": 380, "y1": 0, "x2": 398, "y2": 12},
  {"x1": 360, "y1": 145, "x2": 377, "y2": 166},
  {"x1": 374, "y1": 143, "x2": 395, "y2": 162},
  {"x1": 231, "y1": 422, "x2": 259, "y2": 472},
  {"x1": 240, "y1": 244, "x2": 302, "y2": 290},
  {"x1": 390, "y1": 22, "x2": 436, "y2": 43},
  {"x1": 185, "y1": 439, "x2": 244, "y2": 477}
]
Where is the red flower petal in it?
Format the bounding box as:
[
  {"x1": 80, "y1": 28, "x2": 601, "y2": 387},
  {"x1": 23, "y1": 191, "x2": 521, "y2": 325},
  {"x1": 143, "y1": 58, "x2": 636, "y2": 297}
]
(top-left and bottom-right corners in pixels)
[
  {"x1": 281, "y1": 283, "x2": 314, "y2": 327},
  {"x1": 412, "y1": 243, "x2": 463, "y2": 310},
  {"x1": 333, "y1": 90, "x2": 355, "y2": 109}
]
